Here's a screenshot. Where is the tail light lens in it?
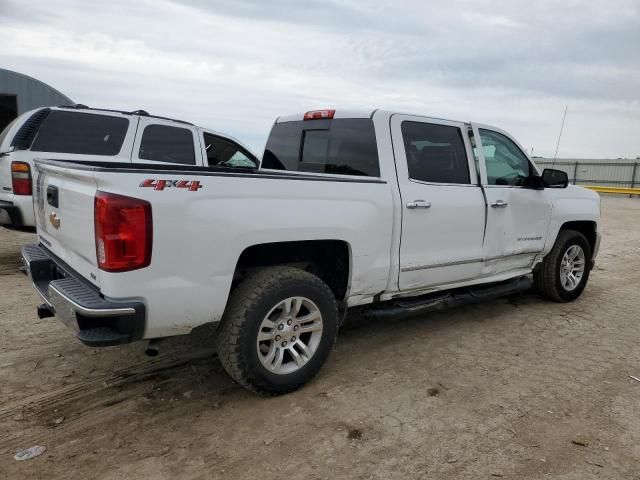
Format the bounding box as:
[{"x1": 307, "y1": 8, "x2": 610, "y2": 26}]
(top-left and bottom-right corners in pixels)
[
  {"x1": 11, "y1": 162, "x2": 32, "y2": 195},
  {"x1": 94, "y1": 191, "x2": 152, "y2": 272}
]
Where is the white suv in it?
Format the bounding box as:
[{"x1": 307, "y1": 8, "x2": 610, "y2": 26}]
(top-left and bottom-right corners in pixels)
[{"x1": 0, "y1": 105, "x2": 258, "y2": 230}]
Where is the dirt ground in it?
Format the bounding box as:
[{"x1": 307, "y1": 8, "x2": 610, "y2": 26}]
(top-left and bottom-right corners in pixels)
[{"x1": 1, "y1": 196, "x2": 639, "y2": 479}]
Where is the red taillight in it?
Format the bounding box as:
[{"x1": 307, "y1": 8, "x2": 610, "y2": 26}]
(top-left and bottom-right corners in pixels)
[
  {"x1": 11, "y1": 162, "x2": 32, "y2": 196},
  {"x1": 94, "y1": 191, "x2": 152, "y2": 272},
  {"x1": 303, "y1": 109, "x2": 335, "y2": 120}
]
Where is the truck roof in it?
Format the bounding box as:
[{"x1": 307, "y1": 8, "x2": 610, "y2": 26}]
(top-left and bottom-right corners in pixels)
[
  {"x1": 276, "y1": 109, "x2": 377, "y2": 123},
  {"x1": 275, "y1": 109, "x2": 471, "y2": 127}
]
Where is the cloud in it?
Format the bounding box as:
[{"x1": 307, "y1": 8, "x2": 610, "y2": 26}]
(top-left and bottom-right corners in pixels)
[{"x1": 1, "y1": 0, "x2": 639, "y2": 157}]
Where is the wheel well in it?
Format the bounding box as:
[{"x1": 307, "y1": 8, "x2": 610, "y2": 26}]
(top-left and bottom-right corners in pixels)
[
  {"x1": 234, "y1": 240, "x2": 351, "y2": 302},
  {"x1": 560, "y1": 221, "x2": 597, "y2": 253}
]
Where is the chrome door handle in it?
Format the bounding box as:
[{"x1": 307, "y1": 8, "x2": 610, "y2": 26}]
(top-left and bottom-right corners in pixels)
[
  {"x1": 491, "y1": 200, "x2": 509, "y2": 208},
  {"x1": 406, "y1": 200, "x2": 431, "y2": 209}
]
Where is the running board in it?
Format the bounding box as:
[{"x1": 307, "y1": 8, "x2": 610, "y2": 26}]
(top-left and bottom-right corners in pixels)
[{"x1": 361, "y1": 276, "x2": 532, "y2": 320}]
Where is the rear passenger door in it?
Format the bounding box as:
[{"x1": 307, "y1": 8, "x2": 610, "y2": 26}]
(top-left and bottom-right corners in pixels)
[
  {"x1": 391, "y1": 115, "x2": 486, "y2": 291},
  {"x1": 133, "y1": 118, "x2": 203, "y2": 166}
]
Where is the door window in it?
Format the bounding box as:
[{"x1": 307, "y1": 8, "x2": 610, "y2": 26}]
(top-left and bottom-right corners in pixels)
[
  {"x1": 479, "y1": 129, "x2": 533, "y2": 186},
  {"x1": 139, "y1": 125, "x2": 195, "y2": 165},
  {"x1": 400, "y1": 121, "x2": 470, "y2": 184},
  {"x1": 203, "y1": 133, "x2": 257, "y2": 168}
]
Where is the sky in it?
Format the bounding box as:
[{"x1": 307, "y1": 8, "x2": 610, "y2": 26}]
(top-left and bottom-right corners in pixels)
[{"x1": 1, "y1": 0, "x2": 639, "y2": 158}]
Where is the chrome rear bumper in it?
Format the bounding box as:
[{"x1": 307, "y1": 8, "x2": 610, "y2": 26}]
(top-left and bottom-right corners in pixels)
[{"x1": 21, "y1": 244, "x2": 146, "y2": 346}]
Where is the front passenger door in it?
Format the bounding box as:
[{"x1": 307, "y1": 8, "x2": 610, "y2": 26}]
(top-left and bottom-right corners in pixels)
[{"x1": 472, "y1": 124, "x2": 552, "y2": 275}]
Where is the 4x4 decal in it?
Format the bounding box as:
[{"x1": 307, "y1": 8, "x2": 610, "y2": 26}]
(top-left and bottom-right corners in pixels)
[{"x1": 140, "y1": 179, "x2": 202, "y2": 191}]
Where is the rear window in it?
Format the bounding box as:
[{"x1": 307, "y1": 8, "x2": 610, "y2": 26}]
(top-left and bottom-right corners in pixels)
[
  {"x1": 139, "y1": 125, "x2": 195, "y2": 165},
  {"x1": 262, "y1": 118, "x2": 380, "y2": 177},
  {"x1": 31, "y1": 111, "x2": 129, "y2": 156}
]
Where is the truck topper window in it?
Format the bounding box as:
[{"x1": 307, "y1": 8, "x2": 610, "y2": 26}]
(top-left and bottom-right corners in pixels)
[{"x1": 263, "y1": 118, "x2": 380, "y2": 177}]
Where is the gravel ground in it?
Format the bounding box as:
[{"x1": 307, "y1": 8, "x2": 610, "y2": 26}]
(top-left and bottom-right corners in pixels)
[{"x1": 1, "y1": 196, "x2": 639, "y2": 479}]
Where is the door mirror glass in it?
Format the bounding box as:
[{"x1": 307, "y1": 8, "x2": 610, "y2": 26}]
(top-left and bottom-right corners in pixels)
[{"x1": 542, "y1": 168, "x2": 569, "y2": 188}]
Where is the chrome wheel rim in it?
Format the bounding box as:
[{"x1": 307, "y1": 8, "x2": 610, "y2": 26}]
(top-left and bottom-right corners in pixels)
[
  {"x1": 560, "y1": 244, "x2": 586, "y2": 291},
  {"x1": 256, "y1": 296, "x2": 323, "y2": 375}
]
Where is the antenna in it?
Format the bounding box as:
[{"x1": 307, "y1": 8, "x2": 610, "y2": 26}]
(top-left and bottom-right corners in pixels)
[{"x1": 553, "y1": 105, "x2": 568, "y2": 164}]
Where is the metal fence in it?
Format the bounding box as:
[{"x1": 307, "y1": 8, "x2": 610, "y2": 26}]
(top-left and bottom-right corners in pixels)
[{"x1": 534, "y1": 159, "x2": 640, "y2": 188}]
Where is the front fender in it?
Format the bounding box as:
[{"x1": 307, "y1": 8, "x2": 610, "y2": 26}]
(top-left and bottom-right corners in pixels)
[{"x1": 542, "y1": 186, "x2": 600, "y2": 255}]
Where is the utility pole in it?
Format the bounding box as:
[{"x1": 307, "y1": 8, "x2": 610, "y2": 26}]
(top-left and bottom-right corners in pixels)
[{"x1": 553, "y1": 105, "x2": 568, "y2": 165}]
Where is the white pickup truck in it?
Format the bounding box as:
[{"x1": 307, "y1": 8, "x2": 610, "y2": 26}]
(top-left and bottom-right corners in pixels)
[
  {"x1": 0, "y1": 106, "x2": 258, "y2": 230},
  {"x1": 22, "y1": 109, "x2": 601, "y2": 395}
]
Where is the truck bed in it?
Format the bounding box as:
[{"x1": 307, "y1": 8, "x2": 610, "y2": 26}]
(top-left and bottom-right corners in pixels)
[{"x1": 30, "y1": 158, "x2": 394, "y2": 340}]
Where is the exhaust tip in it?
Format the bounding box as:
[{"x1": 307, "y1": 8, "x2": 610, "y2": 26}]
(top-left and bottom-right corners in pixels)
[
  {"x1": 145, "y1": 340, "x2": 160, "y2": 357},
  {"x1": 37, "y1": 304, "x2": 54, "y2": 319}
]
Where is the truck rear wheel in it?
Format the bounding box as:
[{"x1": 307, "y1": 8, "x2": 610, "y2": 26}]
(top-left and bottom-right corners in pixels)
[
  {"x1": 534, "y1": 230, "x2": 592, "y2": 302},
  {"x1": 215, "y1": 266, "x2": 339, "y2": 395}
]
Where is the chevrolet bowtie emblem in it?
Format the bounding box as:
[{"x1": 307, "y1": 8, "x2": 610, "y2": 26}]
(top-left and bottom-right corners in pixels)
[{"x1": 49, "y1": 212, "x2": 61, "y2": 229}]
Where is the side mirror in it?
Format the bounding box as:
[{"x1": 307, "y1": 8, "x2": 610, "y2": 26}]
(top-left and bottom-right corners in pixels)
[{"x1": 542, "y1": 168, "x2": 569, "y2": 188}]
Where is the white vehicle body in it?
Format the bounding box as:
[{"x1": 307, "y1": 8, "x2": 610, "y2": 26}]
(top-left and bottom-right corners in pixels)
[
  {"x1": 0, "y1": 106, "x2": 258, "y2": 229},
  {"x1": 22, "y1": 109, "x2": 600, "y2": 347}
]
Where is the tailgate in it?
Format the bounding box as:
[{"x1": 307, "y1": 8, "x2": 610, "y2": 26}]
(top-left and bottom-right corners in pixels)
[{"x1": 33, "y1": 160, "x2": 101, "y2": 285}]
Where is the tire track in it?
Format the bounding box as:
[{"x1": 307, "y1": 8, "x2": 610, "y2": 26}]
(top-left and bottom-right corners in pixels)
[{"x1": 0, "y1": 349, "x2": 219, "y2": 451}]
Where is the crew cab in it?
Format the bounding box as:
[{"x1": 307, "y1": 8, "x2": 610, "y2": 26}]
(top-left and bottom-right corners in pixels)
[
  {"x1": 0, "y1": 105, "x2": 258, "y2": 230},
  {"x1": 22, "y1": 109, "x2": 601, "y2": 395}
]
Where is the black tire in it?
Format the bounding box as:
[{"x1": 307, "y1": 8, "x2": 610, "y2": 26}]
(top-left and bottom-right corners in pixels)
[
  {"x1": 534, "y1": 230, "x2": 592, "y2": 302},
  {"x1": 215, "y1": 266, "x2": 339, "y2": 395}
]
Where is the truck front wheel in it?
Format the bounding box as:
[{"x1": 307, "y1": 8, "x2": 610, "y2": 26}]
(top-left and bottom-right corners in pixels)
[
  {"x1": 534, "y1": 229, "x2": 592, "y2": 302},
  {"x1": 215, "y1": 266, "x2": 339, "y2": 395}
]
